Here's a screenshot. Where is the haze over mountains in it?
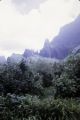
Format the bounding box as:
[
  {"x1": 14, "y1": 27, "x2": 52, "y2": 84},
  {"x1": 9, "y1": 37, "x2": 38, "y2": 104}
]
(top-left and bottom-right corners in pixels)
[
  {"x1": 40, "y1": 15, "x2": 80, "y2": 59},
  {"x1": 0, "y1": 15, "x2": 80, "y2": 63},
  {"x1": 24, "y1": 15, "x2": 80, "y2": 59}
]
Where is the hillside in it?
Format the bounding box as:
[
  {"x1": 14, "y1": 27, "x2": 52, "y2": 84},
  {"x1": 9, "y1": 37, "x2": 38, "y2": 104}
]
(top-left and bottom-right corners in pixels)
[{"x1": 0, "y1": 51, "x2": 80, "y2": 119}]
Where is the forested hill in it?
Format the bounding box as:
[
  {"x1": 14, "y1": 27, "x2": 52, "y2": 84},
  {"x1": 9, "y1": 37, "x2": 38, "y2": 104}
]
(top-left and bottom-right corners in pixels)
[{"x1": 0, "y1": 49, "x2": 80, "y2": 119}]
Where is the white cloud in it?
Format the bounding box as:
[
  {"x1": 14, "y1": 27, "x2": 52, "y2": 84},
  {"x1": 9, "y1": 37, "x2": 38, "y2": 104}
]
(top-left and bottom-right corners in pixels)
[
  {"x1": 0, "y1": 0, "x2": 80, "y2": 57},
  {"x1": 12, "y1": 0, "x2": 47, "y2": 14}
]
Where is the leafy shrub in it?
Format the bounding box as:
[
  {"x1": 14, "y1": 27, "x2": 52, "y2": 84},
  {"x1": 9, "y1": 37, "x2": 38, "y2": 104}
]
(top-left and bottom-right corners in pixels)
[{"x1": 0, "y1": 95, "x2": 80, "y2": 120}]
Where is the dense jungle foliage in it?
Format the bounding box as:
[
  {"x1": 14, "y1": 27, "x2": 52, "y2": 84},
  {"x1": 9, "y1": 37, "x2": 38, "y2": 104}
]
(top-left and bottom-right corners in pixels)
[{"x1": 0, "y1": 53, "x2": 80, "y2": 120}]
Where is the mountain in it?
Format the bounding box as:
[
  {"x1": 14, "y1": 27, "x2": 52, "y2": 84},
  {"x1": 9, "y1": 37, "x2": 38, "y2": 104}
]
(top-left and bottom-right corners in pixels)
[
  {"x1": 0, "y1": 56, "x2": 6, "y2": 64},
  {"x1": 0, "y1": 16, "x2": 80, "y2": 62},
  {"x1": 23, "y1": 49, "x2": 38, "y2": 58},
  {"x1": 40, "y1": 15, "x2": 80, "y2": 59},
  {"x1": 7, "y1": 53, "x2": 25, "y2": 63},
  {"x1": 22, "y1": 16, "x2": 80, "y2": 59},
  {"x1": 39, "y1": 39, "x2": 51, "y2": 57},
  {"x1": 72, "y1": 45, "x2": 80, "y2": 55}
]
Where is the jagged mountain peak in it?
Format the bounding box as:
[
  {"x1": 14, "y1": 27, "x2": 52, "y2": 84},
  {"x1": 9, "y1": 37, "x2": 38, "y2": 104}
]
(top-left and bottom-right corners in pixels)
[{"x1": 40, "y1": 15, "x2": 80, "y2": 59}]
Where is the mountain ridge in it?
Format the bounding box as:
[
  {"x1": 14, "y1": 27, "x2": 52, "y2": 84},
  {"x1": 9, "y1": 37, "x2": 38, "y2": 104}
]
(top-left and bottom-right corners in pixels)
[
  {"x1": 39, "y1": 15, "x2": 80, "y2": 59},
  {"x1": 0, "y1": 15, "x2": 80, "y2": 61}
]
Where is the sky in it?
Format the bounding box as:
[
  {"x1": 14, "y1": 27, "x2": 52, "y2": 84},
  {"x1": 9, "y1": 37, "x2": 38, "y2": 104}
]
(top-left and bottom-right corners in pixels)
[{"x1": 0, "y1": 0, "x2": 80, "y2": 57}]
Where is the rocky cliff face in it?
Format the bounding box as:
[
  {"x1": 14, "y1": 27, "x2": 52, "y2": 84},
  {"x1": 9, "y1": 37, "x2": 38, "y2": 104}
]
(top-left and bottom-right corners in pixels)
[
  {"x1": 23, "y1": 16, "x2": 80, "y2": 59},
  {"x1": 39, "y1": 39, "x2": 51, "y2": 58},
  {"x1": 40, "y1": 16, "x2": 80, "y2": 59}
]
